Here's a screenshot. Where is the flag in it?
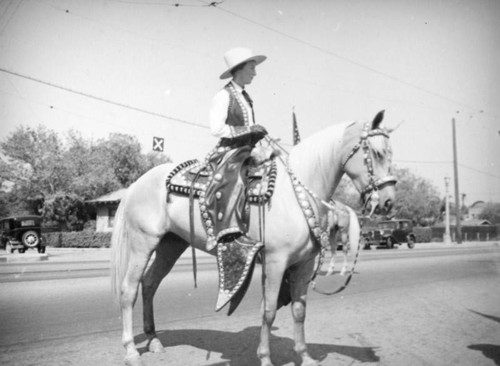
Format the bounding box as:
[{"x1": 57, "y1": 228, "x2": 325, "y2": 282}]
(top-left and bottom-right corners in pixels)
[{"x1": 292, "y1": 109, "x2": 301, "y2": 145}]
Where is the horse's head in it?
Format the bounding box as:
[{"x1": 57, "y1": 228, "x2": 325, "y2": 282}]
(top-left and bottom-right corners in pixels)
[{"x1": 341, "y1": 110, "x2": 397, "y2": 216}]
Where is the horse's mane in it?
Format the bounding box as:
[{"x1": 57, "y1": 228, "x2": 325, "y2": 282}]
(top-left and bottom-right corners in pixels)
[
  {"x1": 287, "y1": 119, "x2": 392, "y2": 199},
  {"x1": 290, "y1": 121, "x2": 352, "y2": 170},
  {"x1": 289, "y1": 121, "x2": 354, "y2": 196}
]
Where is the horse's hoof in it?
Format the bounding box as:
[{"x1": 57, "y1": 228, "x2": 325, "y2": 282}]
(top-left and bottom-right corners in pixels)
[
  {"x1": 302, "y1": 359, "x2": 320, "y2": 366},
  {"x1": 260, "y1": 361, "x2": 274, "y2": 366},
  {"x1": 124, "y1": 355, "x2": 142, "y2": 366},
  {"x1": 148, "y1": 338, "x2": 166, "y2": 353}
]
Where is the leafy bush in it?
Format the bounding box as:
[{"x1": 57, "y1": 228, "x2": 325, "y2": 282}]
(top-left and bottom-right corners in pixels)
[
  {"x1": 44, "y1": 231, "x2": 111, "y2": 248},
  {"x1": 413, "y1": 227, "x2": 432, "y2": 243}
]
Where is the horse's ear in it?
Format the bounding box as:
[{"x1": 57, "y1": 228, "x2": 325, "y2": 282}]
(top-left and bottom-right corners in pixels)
[
  {"x1": 371, "y1": 110, "x2": 385, "y2": 130},
  {"x1": 386, "y1": 120, "x2": 404, "y2": 134}
]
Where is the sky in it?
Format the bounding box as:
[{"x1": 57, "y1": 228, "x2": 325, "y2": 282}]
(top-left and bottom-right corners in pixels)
[{"x1": 0, "y1": 0, "x2": 499, "y2": 205}]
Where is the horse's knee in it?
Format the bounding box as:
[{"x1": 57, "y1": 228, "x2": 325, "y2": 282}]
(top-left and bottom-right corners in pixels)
[
  {"x1": 291, "y1": 301, "x2": 306, "y2": 322},
  {"x1": 141, "y1": 279, "x2": 157, "y2": 300},
  {"x1": 120, "y1": 287, "x2": 139, "y2": 308},
  {"x1": 263, "y1": 308, "x2": 277, "y2": 325}
]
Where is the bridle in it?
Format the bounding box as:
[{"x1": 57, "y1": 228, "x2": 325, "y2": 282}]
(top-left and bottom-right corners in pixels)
[
  {"x1": 341, "y1": 122, "x2": 397, "y2": 206},
  {"x1": 307, "y1": 122, "x2": 398, "y2": 295}
]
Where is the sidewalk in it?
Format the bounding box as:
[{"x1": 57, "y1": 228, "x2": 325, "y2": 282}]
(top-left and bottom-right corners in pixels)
[
  {"x1": 0, "y1": 246, "x2": 215, "y2": 264},
  {"x1": 1, "y1": 240, "x2": 498, "y2": 264}
]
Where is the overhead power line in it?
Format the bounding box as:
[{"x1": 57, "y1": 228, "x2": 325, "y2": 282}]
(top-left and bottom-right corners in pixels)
[
  {"x1": 210, "y1": 2, "x2": 485, "y2": 114},
  {"x1": 395, "y1": 159, "x2": 500, "y2": 180},
  {"x1": 0, "y1": 67, "x2": 207, "y2": 130},
  {"x1": 394, "y1": 160, "x2": 452, "y2": 165},
  {"x1": 39, "y1": 0, "x2": 490, "y2": 119},
  {"x1": 458, "y1": 163, "x2": 500, "y2": 180},
  {"x1": 107, "y1": 0, "x2": 223, "y2": 6}
]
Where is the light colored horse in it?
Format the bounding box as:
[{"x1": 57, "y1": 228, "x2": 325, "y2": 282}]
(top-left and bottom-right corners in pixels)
[
  {"x1": 111, "y1": 111, "x2": 396, "y2": 366},
  {"x1": 323, "y1": 201, "x2": 360, "y2": 277}
]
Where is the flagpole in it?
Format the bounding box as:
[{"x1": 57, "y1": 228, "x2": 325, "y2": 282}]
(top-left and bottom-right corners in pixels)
[{"x1": 292, "y1": 107, "x2": 301, "y2": 145}]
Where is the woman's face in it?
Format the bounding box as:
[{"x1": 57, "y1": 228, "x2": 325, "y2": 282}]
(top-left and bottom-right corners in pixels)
[{"x1": 234, "y1": 61, "x2": 257, "y2": 86}]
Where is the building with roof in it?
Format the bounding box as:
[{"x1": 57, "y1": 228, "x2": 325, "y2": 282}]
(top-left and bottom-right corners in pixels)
[
  {"x1": 468, "y1": 201, "x2": 486, "y2": 220},
  {"x1": 85, "y1": 188, "x2": 127, "y2": 232}
]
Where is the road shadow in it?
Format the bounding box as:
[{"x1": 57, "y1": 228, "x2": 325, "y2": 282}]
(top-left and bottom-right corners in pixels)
[
  {"x1": 468, "y1": 344, "x2": 500, "y2": 366},
  {"x1": 468, "y1": 309, "x2": 500, "y2": 324},
  {"x1": 135, "y1": 326, "x2": 379, "y2": 365},
  {"x1": 467, "y1": 309, "x2": 500, "y2": 365}
]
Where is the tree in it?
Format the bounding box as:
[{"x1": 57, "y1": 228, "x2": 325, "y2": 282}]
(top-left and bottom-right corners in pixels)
[
  {"x1": 332, "y1": 177, "x2": 361, "y2": 209},
  {"x1": 63, "y1": 130, "x2": 121, "y2": 200},
  {"x1": 479, "y1": 202, "x2": 500, "y2": 224},
  {"x1": 392, "y1": 166, "x2": 441, "y2": 225},
  {"x1": 41, "y1": 192, "x2": 88, "y2": 231},
  {"x1": 1, "y1": 125, "x2": 71, "y2": 195},
  {"x1": 97, "y1": 133, "x2": 144, "y2": 187},
  {"x1": 0, "y1": 125, "x2": 171, "y2": 228}
]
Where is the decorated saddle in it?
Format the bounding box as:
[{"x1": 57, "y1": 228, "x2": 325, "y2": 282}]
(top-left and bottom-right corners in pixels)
[
  {"x1": 166, "y1": 158, "x2": 276, "y2": 203},
  {"x1": 166, "y1": 158, "x2": 277, "y2": 314}
]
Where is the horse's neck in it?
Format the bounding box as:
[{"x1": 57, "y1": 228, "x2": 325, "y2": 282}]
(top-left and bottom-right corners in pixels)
[{"x1": 288, "y1": 123, "x2": 348, "y2": 200}]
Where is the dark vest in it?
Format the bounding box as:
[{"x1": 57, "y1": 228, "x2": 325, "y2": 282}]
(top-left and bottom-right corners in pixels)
[{"x1": 224, "y1": 83, "x2": 250, "y2": 127}]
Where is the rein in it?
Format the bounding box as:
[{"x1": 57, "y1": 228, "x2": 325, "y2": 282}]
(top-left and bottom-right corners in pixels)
[
  {"x1": 310, "y1": 198, "x2": 372, "y2": 295},
  {"x1": 189, "y1": 168, "x2": 204, "y2": 289},
  {"x1": 342, "y1": 123, "x2": 397, "y2": 203},
  {"x1": 264, "y1": 123, "x2": 393, "y2": 295}
]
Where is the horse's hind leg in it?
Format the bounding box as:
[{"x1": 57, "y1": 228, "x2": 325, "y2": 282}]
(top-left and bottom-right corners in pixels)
[
  {"x1": 290, "y1": 259, "x2": 320, "y2": 366},
  {"x1": 142, "y1": 233, "x2": 189, "y2": 353},
  {"x1": 120, "y1": 241, "x2": 156, "y2": 366}
]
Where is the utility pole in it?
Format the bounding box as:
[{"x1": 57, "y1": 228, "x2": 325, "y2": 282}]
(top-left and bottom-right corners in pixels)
[
  {"x1": 462, "y1": 193, "x2": 467, "y2": 219},
  {"x1": 443, "y1": 177, "x2": 451, "y2": 244},
  {"x1": 452, "y1": 118, "x2": 462, "y2": 243}
]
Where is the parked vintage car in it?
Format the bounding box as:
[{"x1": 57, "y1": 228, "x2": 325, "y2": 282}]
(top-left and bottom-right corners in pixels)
[
  {"x1": 0, "y1": 215, "x2": 46, "y2": 253},
  {"x1": 363, "y1": 219, "x2": 416, "y2": 249}
]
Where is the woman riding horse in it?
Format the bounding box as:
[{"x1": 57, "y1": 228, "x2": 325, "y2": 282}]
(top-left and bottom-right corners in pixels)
[{"x1": 205, "y1": 47, "x2": 268, "y2": 251}]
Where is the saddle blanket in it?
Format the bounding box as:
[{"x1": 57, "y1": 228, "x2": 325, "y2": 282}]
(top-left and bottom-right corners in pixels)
[
  {"x1": 165, "y1": 158, "x2": 276, "y2": 314},
  {"x1": 166, "y1": 159, "x2": 276, "y2": 203}
]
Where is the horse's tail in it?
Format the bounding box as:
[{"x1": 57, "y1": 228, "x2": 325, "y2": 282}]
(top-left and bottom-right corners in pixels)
[
  {"x1": 110, "y1": 188, "x2": 131, "y2": 305},
  {"x1": 347, "y1": 206, "x2": 361, "y2": 257}
]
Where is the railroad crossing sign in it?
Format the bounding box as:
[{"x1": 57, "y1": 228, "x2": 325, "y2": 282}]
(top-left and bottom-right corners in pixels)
[{"x1": 152, "y1": 137, "x2": 164, "y2": 152}]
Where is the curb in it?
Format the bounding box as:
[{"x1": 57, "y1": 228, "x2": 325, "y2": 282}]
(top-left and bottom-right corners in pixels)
[
  {"x1": 0, "y1": 247, "x2": 215, "y2": 266},
  {"x1": 1, "y1": 241, "x2": 497, "y2": 265},
  {"x1": 0, "y1": 253, "x2": 49, "y2": 263}
]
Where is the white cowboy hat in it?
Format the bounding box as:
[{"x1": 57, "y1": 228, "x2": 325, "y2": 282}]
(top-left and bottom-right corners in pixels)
[{"x1": 219, "y1": 47, "x2": 267, "y2": 79}]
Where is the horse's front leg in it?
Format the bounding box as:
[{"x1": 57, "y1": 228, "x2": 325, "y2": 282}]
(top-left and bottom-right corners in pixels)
[
  {"x1": 326, "y1": 257, "x2": 335, "y2": 276},
  {"x1": 326, "y1": 231, "x2": 338, "y2": 276},
  {"x1": 257, "y1": 256, "x2": 287, "y2": 366},
  {"x1": 290, "y1": 258, "x2": 320, "y2": 366},
  {"x1": 142, "y1": 235, "x2": 188, "y2": 353},
  {"x1": 340, "y1": 231, "x2": 349, "y2": 276}
]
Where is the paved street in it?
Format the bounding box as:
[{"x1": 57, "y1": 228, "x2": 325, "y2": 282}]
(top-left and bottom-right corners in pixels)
[{"x1": 0, "y1": 242, "x2": 499, "y2": 366}]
